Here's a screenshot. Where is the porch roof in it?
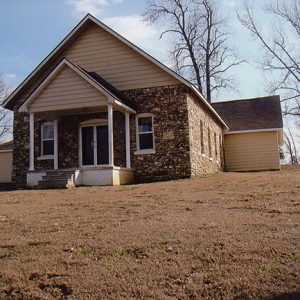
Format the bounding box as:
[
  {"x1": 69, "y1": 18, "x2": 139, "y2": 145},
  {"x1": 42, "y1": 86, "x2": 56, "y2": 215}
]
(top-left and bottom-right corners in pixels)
[
  {"x1": 80, "y1": 69, "x2": 136, "y2": 110},
  {"x1": 19, "y1": 58, "x2": 136, "y2": 114}
]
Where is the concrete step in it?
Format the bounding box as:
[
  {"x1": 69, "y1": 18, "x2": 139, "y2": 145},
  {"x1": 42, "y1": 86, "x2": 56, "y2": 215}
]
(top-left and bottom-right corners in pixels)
[
  {"x1": 43, "y1": 174, "x2": 73, "y2": 180},
  {"x1": 37, "y1": 170, "x2": 76, "y2": 189},
  {"x1": 45, "y1": 171, "x2": 74, "y2": 177},
  {"x1": 37, "y1": 179, "x2": 72, "y2": 189}
]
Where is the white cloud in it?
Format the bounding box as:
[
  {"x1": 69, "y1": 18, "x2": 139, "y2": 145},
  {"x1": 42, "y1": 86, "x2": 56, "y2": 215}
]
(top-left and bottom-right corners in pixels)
[
  {"x1": 66, "y1": 0, "x2": 123, "y2": 18},
  {"x1": 103, "y1": 15, "x2": 170, "y2": 62},
  {"x1": 224, "y1": 0, "x2": 236, "y2": 7}
]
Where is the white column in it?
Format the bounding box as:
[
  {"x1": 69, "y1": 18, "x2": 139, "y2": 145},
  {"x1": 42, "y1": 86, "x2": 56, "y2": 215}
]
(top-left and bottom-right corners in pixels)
[
  {"x1": 108, "y1": 104, "x2": 114, "y2": 166},
  {"x1": 54, "y1": 119, "x2": 58, "y2": 170},
  {"x1": 125, "y1": 112, "x2": 131, "y2": 169},
  {"x1": 29, "y1": 112, "x2": 35, "y2": 171}
]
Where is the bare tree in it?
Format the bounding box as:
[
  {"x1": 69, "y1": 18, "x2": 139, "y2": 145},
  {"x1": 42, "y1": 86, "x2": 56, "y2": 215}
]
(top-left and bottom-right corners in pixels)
[
  {"x1": 0, "y1": 76, "x2": 12, "y2": 142},
  {"x1": 238, "y1": 0, "x2": 300, "y2": 116},
  {"x1": 144, "y1": 0, "x2": 244, "y2": 102},
  {"x1": 283, "y1": 127, "x2": 298, "y2": 164}
]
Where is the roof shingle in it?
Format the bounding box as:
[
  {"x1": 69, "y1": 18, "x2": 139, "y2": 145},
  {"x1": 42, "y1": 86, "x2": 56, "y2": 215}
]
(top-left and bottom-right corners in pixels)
[
  {"x1": 0, "y1": 140, "x2": 13, "y2": 151},
  {"x1": 211, "y1": 96, "x2": 283, "y2": 132}
]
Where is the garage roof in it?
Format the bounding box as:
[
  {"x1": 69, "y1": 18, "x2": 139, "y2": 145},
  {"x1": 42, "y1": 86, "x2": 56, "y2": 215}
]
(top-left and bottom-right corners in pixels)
[
  {"x1": 0, "y1": 140, "x2": 13, "y2": 151},
  {"x1": 211, "y1": 96, "x2": 283, "y2": 132}
]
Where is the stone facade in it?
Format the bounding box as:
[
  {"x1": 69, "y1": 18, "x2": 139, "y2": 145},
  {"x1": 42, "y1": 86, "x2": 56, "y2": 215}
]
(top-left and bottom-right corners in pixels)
[
  {"x1": 124, "y1": 85, "x2": 191, "y2": 182},
  {"x1": 12, "y1": 109, "x2": 126, "y2": 187},
  {"x1": 11, "y1": 84, "x2": 225, "y2": 187},
  {"x1": 187, "y1": 93, "x2": 224, "y2": 176},
  {"x1": 12, "y1": 108, "x2": 30, "y2": 187}
]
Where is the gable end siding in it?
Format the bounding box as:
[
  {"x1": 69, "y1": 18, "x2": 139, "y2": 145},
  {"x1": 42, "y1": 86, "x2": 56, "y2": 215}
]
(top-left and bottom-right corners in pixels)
[
  {"x1": 63, "y1": 23, "x2": 180, "y2": 91},
  {"x1": 30, "y1": 66, "x2": 107, "y2": 113}
]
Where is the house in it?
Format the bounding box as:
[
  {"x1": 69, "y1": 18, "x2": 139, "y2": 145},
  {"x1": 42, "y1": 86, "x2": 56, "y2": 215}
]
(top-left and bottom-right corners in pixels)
[
  {"x1": 212, "y1": 96, "x2": 283, "y2": 172},
  {"x1": 0, "y1": 140, "x2": 13, "y2": 183},
  {"x1": 2, "y1": 14, "x2": 283, "y2": 189}
]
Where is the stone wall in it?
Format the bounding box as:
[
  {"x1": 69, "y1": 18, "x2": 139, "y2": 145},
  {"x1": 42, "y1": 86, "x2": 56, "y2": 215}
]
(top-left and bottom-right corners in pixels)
[
  {"x1": 12, "y1": 108, "x2": 29, "y2": 187},
  {"x1": 187, "y1": 93, "x2": 224, "y2": 175},
  {"x1": 11, "y1": 84, "x2": 225, "y2": 187},
  {"x1": 123, "y1": 85, "x2": 192, "y2": 183},
  {"x1": 11, "y1": 109, "x2": 126, "y2": 186}
]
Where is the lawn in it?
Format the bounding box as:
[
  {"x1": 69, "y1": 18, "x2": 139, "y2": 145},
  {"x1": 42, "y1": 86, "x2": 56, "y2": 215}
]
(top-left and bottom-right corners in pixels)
[{"x1": 0, "y1": 166, "x2": 299, "y2": 299}]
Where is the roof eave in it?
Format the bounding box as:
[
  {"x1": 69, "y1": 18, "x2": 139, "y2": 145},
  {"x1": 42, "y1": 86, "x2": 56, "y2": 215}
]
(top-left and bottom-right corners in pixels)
[
  {"x1": 19, "y1": 58, "x2": 136, "y2": 114},
  {"x1": 189, "y1": 85, "x2": 229, "y2": 129},
  {"x1": 4, "y1": 13, "x2": 226, "y2": 127}
]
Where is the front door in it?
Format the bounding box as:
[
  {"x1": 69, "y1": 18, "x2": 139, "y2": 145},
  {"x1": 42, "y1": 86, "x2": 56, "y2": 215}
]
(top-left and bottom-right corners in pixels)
[{"x1": 81, "y1": 125, "x2": 109, "y2": 166}]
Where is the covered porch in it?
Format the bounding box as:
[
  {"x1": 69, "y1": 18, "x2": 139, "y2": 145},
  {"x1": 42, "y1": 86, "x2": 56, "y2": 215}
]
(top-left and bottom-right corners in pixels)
[{"x1": 20, "y1": 58, "x2": 136, "y2": 187}]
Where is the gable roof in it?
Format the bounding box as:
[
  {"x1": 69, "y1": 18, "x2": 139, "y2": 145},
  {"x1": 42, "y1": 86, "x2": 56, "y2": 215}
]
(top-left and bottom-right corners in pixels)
[
  {"x1": 0, "y1": 140, "x2": 13, "y2": 151},
  {"x1": 211, "y1": 95, "x2": 283, "y2": 132},
  {"x1": 80, "y1": 69, "x2": 136, "y2": 110},
  {"x1": 19, "y1": 58, "x2": 136, "y2": 113},
  {"x1": 3, "y1": 14, "x2": 227, "y2": 128}
]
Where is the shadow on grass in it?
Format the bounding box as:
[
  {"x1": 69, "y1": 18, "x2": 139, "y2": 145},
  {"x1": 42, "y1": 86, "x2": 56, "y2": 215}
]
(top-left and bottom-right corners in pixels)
[{"x1": 267, "y1": 292, "x2": 300, "y2": 300}]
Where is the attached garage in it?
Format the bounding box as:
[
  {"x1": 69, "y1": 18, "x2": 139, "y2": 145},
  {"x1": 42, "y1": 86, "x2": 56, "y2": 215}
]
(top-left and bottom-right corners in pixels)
[
  {"x1": 0, "y1": 141, "x2": 13, "y2": 183},
  {"x1": 224, "y1": 130, "x2": 281, "y2": 171},
  {"x1": 212, "y1": 96, "x2": 283, "y2": 172}
]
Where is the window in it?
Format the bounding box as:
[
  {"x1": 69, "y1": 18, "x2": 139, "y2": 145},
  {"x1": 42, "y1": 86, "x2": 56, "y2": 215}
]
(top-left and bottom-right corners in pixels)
[
  {"x1": 200, "y1": 120, "x2": 204, "y2": 154},
  {"x1": 136, "y1": 114, "x2": 154, "y2": 152},
  {"x1": 219, "y1": 133, "x2": 223, "y2": 160},
  {"x1": 214, "y1": 132, "x2": 217, "y2": 158},
  {"x1": 41, "y1": 122, "x2": 54, "y2": 156},
  {"x1": 208, "y1": 127, "x2": 212, "y2": 158}
]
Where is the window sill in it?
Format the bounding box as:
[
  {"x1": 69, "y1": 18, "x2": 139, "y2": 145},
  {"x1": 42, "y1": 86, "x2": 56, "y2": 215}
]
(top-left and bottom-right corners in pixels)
[
  {"x1": 201, "y1": 154, "x2": 206, "y2": 158},
  {"x1": 134, "y1": 149, "x2": 156, "y2": 155},
  {"x1": 37, "y1": 155, "x2": 54, "y2": 160}
]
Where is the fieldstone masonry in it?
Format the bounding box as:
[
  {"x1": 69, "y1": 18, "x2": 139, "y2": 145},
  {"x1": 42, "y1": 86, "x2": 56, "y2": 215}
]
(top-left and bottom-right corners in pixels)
[
  {"x1": 124, "y1": 85, "x2": 192, "y2": 183},
  {"x1": 12, "y1": 84, "x2": 225, "y2": 187},
  {"x1": 187, "y1": 93, "x2": 224, "y2": 175}
]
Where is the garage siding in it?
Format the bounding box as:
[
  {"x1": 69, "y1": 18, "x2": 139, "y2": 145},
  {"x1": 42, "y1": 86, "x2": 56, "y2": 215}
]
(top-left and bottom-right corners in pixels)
[
  {"x1": 0, "y1": 151, "x2": 13, "y2": 182},
  {"x1": 224, "y1": 131, "x2": 280, "y2": 172}
]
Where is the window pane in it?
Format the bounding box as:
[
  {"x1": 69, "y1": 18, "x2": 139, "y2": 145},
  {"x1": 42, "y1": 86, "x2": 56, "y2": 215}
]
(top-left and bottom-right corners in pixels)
[
  {"x1": 82, "y1": 127, "x2": 94, "y2": 166},
  {"x1": 138, "y1": 117, "x2": 152, "y2": 132},
  {"x1": 43, "y1": 140, "x2": 54, "y2": 155},
  {"x1": 43, "y1": 123, "x2": 54, "y2": 139},
  {"x1": 97, "y1": 125, "x2": 109, "y2": 165},
  {"x1": 139, "y1": 133, "x2": 153, "y2": 150}
]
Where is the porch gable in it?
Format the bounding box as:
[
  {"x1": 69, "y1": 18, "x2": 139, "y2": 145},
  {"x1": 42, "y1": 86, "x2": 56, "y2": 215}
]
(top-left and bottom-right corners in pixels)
[{"x1": 20, "y1": 59, "x2": 117, "y2": 114}]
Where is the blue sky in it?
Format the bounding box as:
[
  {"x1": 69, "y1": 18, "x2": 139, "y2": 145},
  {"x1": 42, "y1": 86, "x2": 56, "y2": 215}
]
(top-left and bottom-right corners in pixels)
[
  {"x1": 0, "y1": 0, "x2": 298, "y2": 150},
  {"x1": 0, "y1": 0, "x2": 267, "y2": 101}
]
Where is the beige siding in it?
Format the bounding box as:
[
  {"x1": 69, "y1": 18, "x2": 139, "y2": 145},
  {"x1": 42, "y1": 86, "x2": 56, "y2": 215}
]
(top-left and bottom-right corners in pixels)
[
  {"x1": 224, "y1": 131, "x2": 280, "y2": 171},
  {"x1": 63, "y1": 23, "x2": 179, "y2": 90},
  {"x1": 0, "y1": 152, "x2": 12, "y2": 182},
  {"x1": 30, "y1": 66, "x2": 107, "y2": 113}
]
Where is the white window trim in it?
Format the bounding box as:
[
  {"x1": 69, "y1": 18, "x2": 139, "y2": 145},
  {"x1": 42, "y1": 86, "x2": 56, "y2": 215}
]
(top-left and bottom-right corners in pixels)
[
  {"x1": 135, "y1": 113, "x2": 155, "y2": 155},
  {"x1": 40, "y1": 121, "x2": 54, "y2": 159}
]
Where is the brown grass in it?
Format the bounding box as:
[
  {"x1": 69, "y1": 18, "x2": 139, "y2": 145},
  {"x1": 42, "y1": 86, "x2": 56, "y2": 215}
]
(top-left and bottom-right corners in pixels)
[{"x1": 0, "y1": 166, "x2": 299, "y2": 299}]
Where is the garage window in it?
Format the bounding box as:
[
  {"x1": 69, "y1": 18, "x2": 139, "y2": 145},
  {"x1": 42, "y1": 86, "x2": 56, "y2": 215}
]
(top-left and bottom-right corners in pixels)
[{"x1": 41, "y1": 122, "x2": 54, "y2": 156}]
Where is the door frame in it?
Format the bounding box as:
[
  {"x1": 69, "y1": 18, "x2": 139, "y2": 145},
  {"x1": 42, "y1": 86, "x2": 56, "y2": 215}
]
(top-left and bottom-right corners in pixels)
[{"x1": 78, "y1": 119, "x2": 110, "y2": 168}]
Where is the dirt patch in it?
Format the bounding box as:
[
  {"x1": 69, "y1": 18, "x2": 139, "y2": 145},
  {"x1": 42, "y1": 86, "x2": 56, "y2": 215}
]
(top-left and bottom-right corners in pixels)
[{"x1": 0, "y1": 167, "x2": 299, "y2": 299}]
